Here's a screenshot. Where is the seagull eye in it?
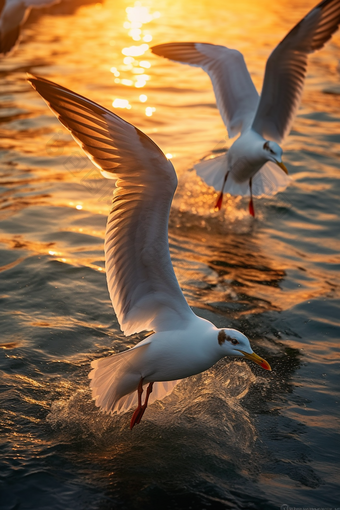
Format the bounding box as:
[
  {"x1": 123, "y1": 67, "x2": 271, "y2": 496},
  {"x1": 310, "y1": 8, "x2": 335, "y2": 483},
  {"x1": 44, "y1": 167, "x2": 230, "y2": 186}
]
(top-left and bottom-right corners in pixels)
[{"x1": 219, "y1": 331, "x2": 239, "y2": 346}]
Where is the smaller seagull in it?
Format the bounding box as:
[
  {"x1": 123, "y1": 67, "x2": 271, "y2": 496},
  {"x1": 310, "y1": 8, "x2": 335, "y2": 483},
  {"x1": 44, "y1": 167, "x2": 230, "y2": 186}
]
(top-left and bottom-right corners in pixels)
[
  {"x1": 0, "y1": 0, "x2": 61, "y2": 57},
  {"x1": 151, "y1": 0, "x2": 340, "y2": 217},
  {"x1": 28, "y1": 75, "x2": 271, "y2": 429}
]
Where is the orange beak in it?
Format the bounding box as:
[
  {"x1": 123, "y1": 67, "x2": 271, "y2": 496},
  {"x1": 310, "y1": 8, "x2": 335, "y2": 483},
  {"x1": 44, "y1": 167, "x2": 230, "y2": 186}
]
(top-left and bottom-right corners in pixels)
[
  {"x1": 275, "y1": 161, "x2": 288, "y2": 175},
  {"x1": 237, "y1": 350, "x2": 271, "y2": 371}
]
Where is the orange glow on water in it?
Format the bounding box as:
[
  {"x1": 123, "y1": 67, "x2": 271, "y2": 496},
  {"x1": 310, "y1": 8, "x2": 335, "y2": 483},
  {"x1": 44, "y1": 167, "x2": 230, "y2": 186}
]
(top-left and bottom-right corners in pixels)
[{"x1": 1, "y1": 0, "x2": 340, "y2": 316}]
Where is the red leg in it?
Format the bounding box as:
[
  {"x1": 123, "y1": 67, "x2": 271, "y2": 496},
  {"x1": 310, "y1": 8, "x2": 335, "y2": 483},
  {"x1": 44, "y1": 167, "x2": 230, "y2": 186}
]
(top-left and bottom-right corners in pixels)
[
  {"x1": 214, "y1": 171, "x2": 229, "y2": 211},
  {"x1": 249, "y1": 178, "x2": 255, "y2": 217},
  {"x1": 130, "y1": 380, "x2": 154, "y2": 429},
  {"x1": 135, "y1": 382, "x2": 154, "y2": 425},
  {"x1": 130, "y1": 378, "x2": 144, "y2": 429}
]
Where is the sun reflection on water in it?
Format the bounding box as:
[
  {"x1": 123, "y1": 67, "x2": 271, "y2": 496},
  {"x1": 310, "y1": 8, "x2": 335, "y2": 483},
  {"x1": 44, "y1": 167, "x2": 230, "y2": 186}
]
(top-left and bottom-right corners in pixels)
[
  {"x1": 110, "y1": 1, "x2": 159, "y2": 114},
  {"x1": 112, "y1": 98, "x2": 132, "y2": 109}
]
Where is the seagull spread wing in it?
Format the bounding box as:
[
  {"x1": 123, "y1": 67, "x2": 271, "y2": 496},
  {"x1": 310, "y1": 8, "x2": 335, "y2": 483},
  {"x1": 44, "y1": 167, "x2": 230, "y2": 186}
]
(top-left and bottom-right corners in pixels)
[
  {"x1": 0, "y1": 0, "x2": 25, "y2": 55},
  {"x1": 0, "y1": 0, "x2": 6, "y2": 17},
  {"x1": 28, "y1": 75, "x2": 194, "y2": 336},
  {"x1": 0, "y1": 0, "x2": 60, "y2": 56},
  {"x1": 151, "y1": 42, "x2": 259, "y2": 138},
  {"x1": 252, "y1": 0, "x2": 340, "y2": 143}
]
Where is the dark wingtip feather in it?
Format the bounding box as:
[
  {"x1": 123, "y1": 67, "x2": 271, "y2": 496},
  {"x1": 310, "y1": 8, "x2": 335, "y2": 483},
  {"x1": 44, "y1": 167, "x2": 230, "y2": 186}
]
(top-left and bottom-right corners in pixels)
[{"x1": 26, "y1": 73, "x2": 37, "y2": 87}]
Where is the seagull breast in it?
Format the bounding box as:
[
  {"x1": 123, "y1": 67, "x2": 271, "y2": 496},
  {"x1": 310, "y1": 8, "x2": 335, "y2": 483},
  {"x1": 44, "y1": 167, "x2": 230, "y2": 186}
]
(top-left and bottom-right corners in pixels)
[{"x1": 228, "y1": 130, "x2": 268, "y2": 183}]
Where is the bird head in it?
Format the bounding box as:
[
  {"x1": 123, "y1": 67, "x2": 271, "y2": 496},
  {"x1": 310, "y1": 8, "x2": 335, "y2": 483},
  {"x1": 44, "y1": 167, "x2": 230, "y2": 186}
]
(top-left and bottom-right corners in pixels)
[
  {"x1": 263, "y1": 140, "x2": 288, "y2": 175},
  {"x1": 217, "y1": 328, "x2": 271, "y2": 370}
]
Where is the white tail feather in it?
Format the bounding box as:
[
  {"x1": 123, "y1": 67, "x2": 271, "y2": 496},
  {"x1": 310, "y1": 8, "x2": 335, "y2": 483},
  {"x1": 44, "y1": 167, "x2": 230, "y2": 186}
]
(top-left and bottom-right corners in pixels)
[
  {"x1": 89, "y1": 345, "x2": 180, "y2": 415},
  {"x1": 252, "y1": 161, "x2": 291, "y2": 197},
  {"x1": 195, "y1": 155, "x2": 290, "y2": 197},
  {"x1": 195, "y1": 154, "x2": 229, "y2": 191}
]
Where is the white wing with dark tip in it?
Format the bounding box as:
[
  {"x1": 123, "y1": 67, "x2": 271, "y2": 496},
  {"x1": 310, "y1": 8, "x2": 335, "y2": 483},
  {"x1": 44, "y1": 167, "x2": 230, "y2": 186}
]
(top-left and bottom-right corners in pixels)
[
  {"x1": 28, "y1": 75, "x2": 194, "y2": 336},
  {"x1": 151, "y1": 42, "x2": 259, "y2": 138},
  {"x1": 252, "y1": 0, "x2": 340, "y2": 143}
]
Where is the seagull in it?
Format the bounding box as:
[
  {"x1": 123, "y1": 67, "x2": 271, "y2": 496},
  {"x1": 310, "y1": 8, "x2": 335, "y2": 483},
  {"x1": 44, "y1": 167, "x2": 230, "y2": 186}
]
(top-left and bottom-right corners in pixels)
[
  {"x1": 28, "y1": 75, "x2": 271, "y2": 429},
  {"x1": 151, "y1": 0, "x2": 340, "y2": 217},
  {"x1": 0, "y1": 0, "x2": 61, "y2": 57}
]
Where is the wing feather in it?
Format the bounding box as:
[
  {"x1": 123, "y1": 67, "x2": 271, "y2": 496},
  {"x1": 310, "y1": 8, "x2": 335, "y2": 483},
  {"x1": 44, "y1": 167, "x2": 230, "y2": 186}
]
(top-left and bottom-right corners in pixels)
[
  {"x1": 28, "y1": 75, "x2": 194, "y2": 336},
  {"x1": 151, "y1": 42, "x2": 259, "y2": 138},
  {"x1": 252, "y1": 0, "x2": 340, "y2": 142}
]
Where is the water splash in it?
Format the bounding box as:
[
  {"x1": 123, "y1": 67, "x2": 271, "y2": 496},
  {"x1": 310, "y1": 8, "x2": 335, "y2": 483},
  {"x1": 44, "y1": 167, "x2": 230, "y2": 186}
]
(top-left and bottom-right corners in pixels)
[{"x1": 46, "y1": 361, "x2": 258, "y2": 456}]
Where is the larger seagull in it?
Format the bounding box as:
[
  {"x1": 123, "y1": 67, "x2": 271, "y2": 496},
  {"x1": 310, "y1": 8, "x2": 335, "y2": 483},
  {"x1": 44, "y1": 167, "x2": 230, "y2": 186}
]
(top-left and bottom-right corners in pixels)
[
  {"x1": 28, "y1": 75, "x2": 271, "y2": 429},
  {"x1": 151, "y1": 0, "x2": 340, "y2": 216}
]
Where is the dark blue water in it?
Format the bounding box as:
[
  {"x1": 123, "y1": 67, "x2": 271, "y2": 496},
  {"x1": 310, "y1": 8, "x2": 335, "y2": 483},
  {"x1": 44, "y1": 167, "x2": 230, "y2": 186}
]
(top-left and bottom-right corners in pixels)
[{"x1": 1, "y1": 0, "x2": 340, "y2": 508}]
